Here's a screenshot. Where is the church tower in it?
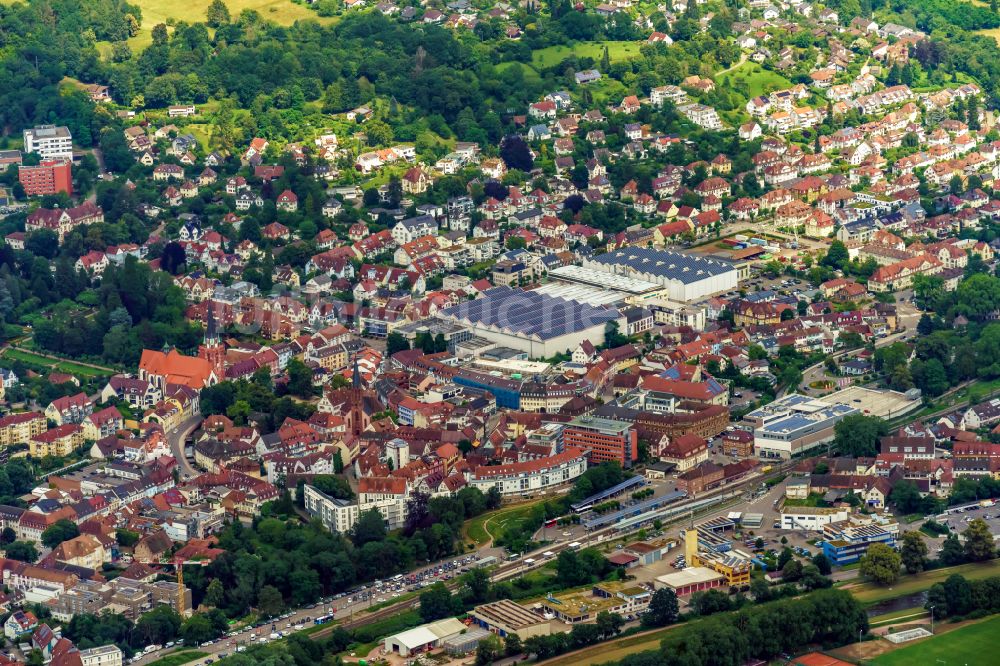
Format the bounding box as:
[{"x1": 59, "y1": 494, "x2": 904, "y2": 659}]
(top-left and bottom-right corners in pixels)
[{"x1": 198, "y1": 305, "x2": 226, "y2": 382}]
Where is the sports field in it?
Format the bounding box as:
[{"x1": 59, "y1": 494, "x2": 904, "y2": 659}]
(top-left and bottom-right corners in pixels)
[{"x1": 872, "y1": 615, "x2": 1000, "y2": 665}]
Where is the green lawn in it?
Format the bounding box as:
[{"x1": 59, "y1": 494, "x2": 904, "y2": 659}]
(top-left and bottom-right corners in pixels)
[
  {"x1": 532, "y1": 41, "x2": 644, "y2": 69},
  {"x1": 1, "y1": 347, "x2": 112, "y2": 378},
  {"x1": 463, "y1": 499, "x2": 546, "y2": 546},
  {"x1": 873, "y1": 615, "x2": 1000, "y2": 665},
  {"x1": 720, "y1": 62, "x2": 793, "y2": 98},
  {"x1": 146, "y1": 651, "x2": 208, "y2": 666},
  {"x1": 847, "y1": 560, "x2": 1000, "y2": 605}
]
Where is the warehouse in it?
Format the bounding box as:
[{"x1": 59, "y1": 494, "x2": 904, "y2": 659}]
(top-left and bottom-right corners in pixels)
[
  {"x1": 582, "y1": 248, "x2": 739, "y2": 302},
  {"x1": 383, "y1": 618, "x2": 467, "y2": 657},
  {"x1": 655, "y1": 567, "x2": 726, "y2": 596},
  {"x1": 439, "y1": 286, "x2": 622, "y2": 357},
  {"x1": 469, "y1": 599, "x2": 552, "y2": 639}
]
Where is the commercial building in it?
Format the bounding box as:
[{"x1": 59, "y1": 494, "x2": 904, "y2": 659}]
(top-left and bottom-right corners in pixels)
[
  {"x1": 563, "y1": 416, "x2": 638, "y2": 468},
  {"x1": 18, "y1": 159, "x2": 72, "y2": 195},
  {"x1": 23, "y1": 125, "x2": 73, "y2": 161},
  {"x1": 821, "y1": 518, "x2": 898, "y2": 565},
  {"x1": 469, "y1": 447, "x2": 588, "y2": 496},
  {"x1": 743, "y1": 393, "x2": 858, "y2": 459},
  {"x1": 655, "y1": 567, "x2": 726, "y2": 596},
  {"x1": 383, "y1": 618, "x2": 466, "y2": 657},
  {"x1": 582, "y1": 248, "x2": 739, "y2": 302},
  {"x1": 539, "y1": 583, "x2": 651, "y2": 624},
  {"x1": 469, "y1": 599, "x2": 552, "y2": 639},
  {"x1": 780, "y1": 507, "x2": 850, "y2": 531},
  {"x1": 439, "y1": 286, "x2": 622, "y2": 357}
]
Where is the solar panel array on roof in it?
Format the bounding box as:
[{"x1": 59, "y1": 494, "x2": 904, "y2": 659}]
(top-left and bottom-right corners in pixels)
[
  {"x1": 441, "y1": 286, "x2": 620, "y2": 340},
  {"x1": 590, "y1": 248, "x2": 735, "y2": 282}
]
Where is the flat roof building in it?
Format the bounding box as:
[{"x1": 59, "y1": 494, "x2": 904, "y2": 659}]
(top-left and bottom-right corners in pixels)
[
  {"x1": 744, "y1": 393, "x2": 858, "y2": 460},
  {"x1": 564, "y1": 415, "x2": 638, "y2": 468},
  {"x1": 469, "y1": 599, "x2": 552, "y2": 639},
  {"x1": 582, "y1": 248, "x2": 739, "y2": 302},
  {"x1": 439, "y1": 286, "x2": 622, "y2": 357},
  {"x1": 23, "y1": 125, "x2": 73, "y2": 161},
  {"x1": 654, "y1": 566, "x2": 726, "y2": 596}
]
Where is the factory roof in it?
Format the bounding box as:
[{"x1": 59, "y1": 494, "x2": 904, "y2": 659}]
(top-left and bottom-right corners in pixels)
[
  {"x1": 589, "y1": 248, "x2": 737, "y2": 283},
  {"x1": 440, "y1": 286, "x2": 619, "y2": 340}
]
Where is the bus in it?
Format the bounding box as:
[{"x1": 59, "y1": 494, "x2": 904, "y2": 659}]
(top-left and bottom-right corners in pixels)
[
  {"x1": 313, "y1": 614, "x2": 333, "y2": 625},
  {"x1": 544, "y1": 519, "x2": 558, "y2": 528}
]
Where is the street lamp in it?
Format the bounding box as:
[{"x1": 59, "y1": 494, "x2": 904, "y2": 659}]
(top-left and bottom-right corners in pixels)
[{"x1": 929, "y1": 605, "x2": 935, "y2": 634}]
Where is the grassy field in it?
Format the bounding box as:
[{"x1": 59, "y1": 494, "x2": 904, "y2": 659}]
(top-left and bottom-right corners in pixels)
[
  {"x1": 539, "y1": 626, "x2": 676, "y2": 666},
  {"x1": 463, "y1": 499, "x2": 547, "y2": 547},
  {"x1": 845, "y1": 560, "x2": 1000, "y2": 605},
  {"x1": 1, "y1": 347, "x2": 113, "y2": 378},
  {"x1": 872, "y1": 614, "x2": 1000, "y2": 665},
  {"x1": 720, "y1": 61, "x2": 793, "y2": 98},
  {"x1": 124, "y1": 0, "x2": 333, "y2": 52},
  {"x1": 977, "y1": 27, "x2": 1000, "y2": 46},
  {"x1": 146, "y1": 651, "x2": 209, "y2": 666},
  {"x1": 532, "y1": 40, "x2": 644, "y2": 69}
]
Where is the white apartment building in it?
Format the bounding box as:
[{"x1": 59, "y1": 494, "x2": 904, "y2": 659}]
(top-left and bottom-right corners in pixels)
[
  {"x1": 81, "y1": 645, "x2": 123, "y2": 666},
  {"x1": 23, "y1": 125, "x2": 73, "y2": 161}
]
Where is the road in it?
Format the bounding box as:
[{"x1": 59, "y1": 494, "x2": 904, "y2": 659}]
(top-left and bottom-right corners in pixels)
[
  {"x1": 168, "y1": 416, "x2": 204, "y2": 478},
  {"x1": 791, "y1": 297, "x2": 921, "y2": 398}
]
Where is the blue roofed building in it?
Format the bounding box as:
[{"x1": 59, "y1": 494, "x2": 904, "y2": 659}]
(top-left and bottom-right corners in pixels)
[{"x1": 439, "y1": 286, "x2": 622, "y2": 357}]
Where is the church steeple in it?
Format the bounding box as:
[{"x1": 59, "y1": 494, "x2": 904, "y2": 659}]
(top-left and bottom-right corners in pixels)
[
  {"x1": 352, "y1": 357, "x2": 362, "y2": 388},
  {"x1": 198, "y1": 304, "x2": 225, "y2": 381}
]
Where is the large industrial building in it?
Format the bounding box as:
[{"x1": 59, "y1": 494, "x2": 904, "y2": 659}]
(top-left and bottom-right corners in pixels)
[
  {"x1": 743, "y1": 393, "x2": 859, "y2": 459},
  {"x1": 582, "y1": 248, "x2": 739, "y2": 302},
  {"x1": 439, "y1": 286, "x2": 622, "y2": 357}
]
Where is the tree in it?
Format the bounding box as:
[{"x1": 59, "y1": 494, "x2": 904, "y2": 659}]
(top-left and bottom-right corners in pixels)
[
  {"x1": 204, "y1": 578, "x2": 225, "y2": 608},
  {"x1": 859, "y1": 543, "x2": 901, "y2": 586},
  {"x1": 4, "y1": 540, "x2": 38, "y2": 562},
  {"x1": 419, "y1": 583, "x2": 456, "y2": 622},
  {"x1": 939, "y1": 533, "x2": 966, "y2": 567},
  {"x1": 256, "y1": 585, "x2": 284, "y2": 618},
  {"x1": 833, "y1": 414, "x2": 888, "y2": 457},
  {"x1": 782, "y1": 558, "x2": 804, "y2": 582},
  {"x1": 504, "y1": 633, "x2": 522, "y2": 657},
  {"x1": 963, "y1": 518, "x2": 996, "y2": 561},
  {"x1": 386, "y1": 332, "x2": 410, "y2": 356},
  {"x1": 822, "y1": 240, "x2": 849, "y2": 270},
  {"x1": 160, "y1": 242, "x2": 187, "y2": 275},
  {"x1": 133, "y1": 606, "x2": 181, "y2": 647},
  {"x1": 41, "y1": 519, "x2": 80, "y2": 549},
  {"x1": 500, "y1": 135, "x2": 533, "y2": 172},
  {"x1": 351, "y1": 509, "x2": 386, "y2": 547},
  {"x1": 476, "y1": 634, "x2": 503, "y2": 666},
  {"x1": 900, "y1": 531, "x2": 929, "y2": 574},
  {"x1": 596, "y1": 611, "x2": 624, "y2": 638},
  {"x1": 181, "y1": 614, "x2": 216, "y2": 646},
  {"x1": 206, "y1": 0, "x2": 231, "y2": 27},
  {"x1": 286, "y1": 358, "x2": 315, "y2": 397}
]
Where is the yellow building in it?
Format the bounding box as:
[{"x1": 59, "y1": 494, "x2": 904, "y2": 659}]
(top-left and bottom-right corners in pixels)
[
  {"x1": 0, "y1": 412, "x2": 46, "y2": 447},
  {"x1": 685, "y1": 528, "x2": 752, "y2": 588},
  {"x1": 30, "y1": 424, "x2": 84, "y2": 458}
]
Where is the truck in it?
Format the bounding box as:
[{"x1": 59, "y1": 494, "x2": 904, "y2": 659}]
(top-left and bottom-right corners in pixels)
[{"x1": 568, "y1": 541, "x2": 582, "y2": 550}]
